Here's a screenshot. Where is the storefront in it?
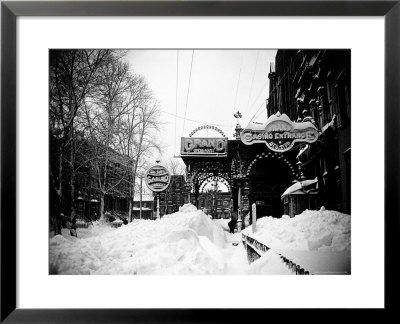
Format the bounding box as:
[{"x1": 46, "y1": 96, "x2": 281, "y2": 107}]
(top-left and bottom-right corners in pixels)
[{"x1": 180, "y1": 113, "x2": 319, "y2": 226}]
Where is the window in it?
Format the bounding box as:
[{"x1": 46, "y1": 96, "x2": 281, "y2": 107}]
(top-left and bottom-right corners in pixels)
[{"x1": 334, "y1": 70, "x2": 350, "y2": 127}]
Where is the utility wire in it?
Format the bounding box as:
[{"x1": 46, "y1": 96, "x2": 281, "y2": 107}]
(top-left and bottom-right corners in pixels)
[
  {"x1": 181, "y1": 50, "x2": 195, "y2": 137},
  {"x1": 160, "y1": 110, "x2": 230, "y2": 127},
  {"x1": 245, "y1": 50, "x2": 260, "y2": 114},
  {"x1": 244, "y1": 78, "x2": 269, "y2": 125},
  {"x1": 229, "y1": 51, "x2": 244, "y2": 136},
  {"x1": 233, "y1": 51, "x2": 244, "y2": 110},
  {"x1": 174, "y1": 50, "x2": 179, "y2": 156},
  {"x1": 244, "y1": 54, "x2": 293, "y2": 126},
  {"x1": 248, "y1": 100, "x2": 266, "y2": 125}
]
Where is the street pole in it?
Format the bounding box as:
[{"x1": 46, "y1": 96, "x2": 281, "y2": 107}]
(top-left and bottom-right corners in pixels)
[
  {"x1": 237, "y1": 185, "x2": 242, "y2": 230},
  {"x1": 156, "y1": 194, "x2": 160, "y2": 219},
  {"x1": 139, "y1": 175, "x2": 143, "y2": 220},
  {"x1": 213, "y1": 178, "x2": 217, "y2": 219}
]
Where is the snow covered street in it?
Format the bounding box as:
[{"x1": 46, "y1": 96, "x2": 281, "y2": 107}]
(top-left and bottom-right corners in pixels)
[
  {"x1": 49, "y1": 204, "x2": 350, "y2": 275},
  {"x1": 222, "y1": 232, "x2": 249, "y2": 274}
]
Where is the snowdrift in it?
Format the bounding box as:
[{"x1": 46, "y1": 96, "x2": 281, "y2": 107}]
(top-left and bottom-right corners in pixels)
[
  {"x1": 245, "y1": 208, "x2": 351, "y2": 274},
  {"x1": 243, "y1": 208, "x2": 351, "y2": 252},
  {"x1": 50, "y1": 204, "x2": 227, "y2": 275}
]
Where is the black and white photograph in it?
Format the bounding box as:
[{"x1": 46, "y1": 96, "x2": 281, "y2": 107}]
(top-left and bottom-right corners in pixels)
[{"x1": 49, "y1": 49, "x2": 351, "y2": 275}]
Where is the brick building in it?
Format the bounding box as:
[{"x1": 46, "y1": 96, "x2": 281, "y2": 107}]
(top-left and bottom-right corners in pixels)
[{"x1": 268, "y1": 49, "x2": 351, "y2": 213}]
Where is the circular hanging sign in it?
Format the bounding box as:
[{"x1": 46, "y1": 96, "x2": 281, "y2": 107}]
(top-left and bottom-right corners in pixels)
[{"x1": 145, "y1": 164, "x2": 171, "y2": 192}]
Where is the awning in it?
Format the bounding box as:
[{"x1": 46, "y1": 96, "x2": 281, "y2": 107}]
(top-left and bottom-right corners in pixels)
[{"x1": 281, "y1": 178, "x2": 318, "y2": 198}]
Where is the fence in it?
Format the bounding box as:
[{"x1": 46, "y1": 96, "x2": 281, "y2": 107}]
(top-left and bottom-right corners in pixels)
[{"x1": 242, "y1": 233, "x2": 310, "y2": 275}]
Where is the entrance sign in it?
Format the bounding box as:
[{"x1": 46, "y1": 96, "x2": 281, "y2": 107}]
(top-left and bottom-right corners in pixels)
[
  {"x1": 181, "y1": 137, "x2": 228, "y2": 156},
  {"x1": 240, "y1": 113, "x2": 318, "y2": 152},
  {"x1": 145, "y1": 164, "x2": 171, "y2": 192}
]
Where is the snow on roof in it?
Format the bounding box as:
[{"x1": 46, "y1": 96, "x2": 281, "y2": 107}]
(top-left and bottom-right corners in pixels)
[
  {"x1": 322, "y1": 114, "x2": 336, "y2": 133},
  {"x1": 281, "y1": 178, "x2": 318, "y2": 197},
  {"x1": 270, "y1": 62, "x2": 275, "y2": 73},
  {"x1": 296, "y1": 144, "x2": 309, "y2": 159},
  {"x1": 243, "y1": 112, "x2": 317, "y2": 132}
]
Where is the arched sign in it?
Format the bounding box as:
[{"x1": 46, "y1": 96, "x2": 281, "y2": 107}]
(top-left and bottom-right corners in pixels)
[
  {"x1": 145, "y1": 164, "x2": 171, "y2": 192},
  {"x1": 240, "y1": 112, "x2": 318, "y2": 152},
  {"x1": 181, "y1": 137, "x2": 227, "y2": 156},
  {"x1": 181, "y1": 125, "x2": 228, "y2": 157}
]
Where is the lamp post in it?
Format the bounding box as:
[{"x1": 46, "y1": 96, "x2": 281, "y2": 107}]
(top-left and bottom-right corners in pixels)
[
  {"x1": 233, "y1": 111, "x2": 243, "y2": 139},
  {"x1": 156, "y1": 193, "x2": 160, "y2": 219},
  {"x1": 139, "y1": 175, "x2": 143, "y2": 220},
  {"x1": 235, "y1": 172, "x2": 246, "y2": 231},
  {"x1": 237, "y1": 184, "x2": 242, "y2": 230},
  {"x1": 77, "y1": 195, "x2": 84, "y2": 219},
  {"x1": 185, "y1": 182, "x2": 192, "y2": 204},
  {"x1": 213, "y1": 178, "x2": 218, "y2": 219},
  {"x1": 144, "y1": 161, "x2": 171, "y2": 221}
]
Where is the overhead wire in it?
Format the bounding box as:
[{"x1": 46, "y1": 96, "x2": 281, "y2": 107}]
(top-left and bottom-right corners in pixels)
[
  {"x1": 160, "y1": 110, "x2": 230, "y2": 127},
  {"x1": 229, "y1": 51, "x2": 245, "y2": 136},
  {"x1": 181, "y1": 50, "x2": 195, "y2": 137},
  {"x1": 244, "y1": 50, "x2": 260, "y2": 114},
  {"x1": 247, "y1": 100, "x2": 266, "y2": 125},
  {"x1": 243, "y1": 78, "x2": 269, "y2": 126},
  {"x1": 244, "y1": 52, "x2": 293, "y2": 126},
  {"x1": 174, "y1": 50, "x2": 179, "y2": 156},
  {"x1": 233, "y1": 51, "x2": 244, "y2": 110}
]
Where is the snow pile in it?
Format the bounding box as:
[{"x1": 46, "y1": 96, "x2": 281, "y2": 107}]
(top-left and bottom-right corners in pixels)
[
  {"x1": 49, "y1": 204, "x2": 228, "y2": 275},
  {"x1": 213, "y1": 218, "x2": 230, "y2": 232},
  {"x1": 248, "y1": 250, "x2": 293, "y2": 275},
  {"x1": 162, "y1": 204, "x2": 226, "y2": 248},
  {"x1": 243, "y1": 208, "x2": 350, "y2": 252}
]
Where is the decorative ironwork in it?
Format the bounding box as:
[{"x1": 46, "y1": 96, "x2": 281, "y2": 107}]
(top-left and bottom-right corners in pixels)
[
  {"x1": 188, "y1": 125, "x2": 227, "y2": 138},
  {"x1": 199, "y1": 175, "x2": 232, "y2": 193},
  {"x1": 245, "y1": 152, "x2": 298, "y2": 179}
]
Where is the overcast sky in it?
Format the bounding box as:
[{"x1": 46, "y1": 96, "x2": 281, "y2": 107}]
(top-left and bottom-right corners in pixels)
[{"x1": 126, "y1": 49, "x2": 277, "y2": 164}]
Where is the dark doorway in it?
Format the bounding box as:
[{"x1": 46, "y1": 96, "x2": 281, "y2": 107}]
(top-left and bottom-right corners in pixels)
[{"x1": 249, "y1": 157, "x2": 293, "y2": 218}]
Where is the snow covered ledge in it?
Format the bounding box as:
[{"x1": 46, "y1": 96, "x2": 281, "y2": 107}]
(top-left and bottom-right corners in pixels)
[{"x1": 241, "y1": 208, "x2": 351, "y2": 275}]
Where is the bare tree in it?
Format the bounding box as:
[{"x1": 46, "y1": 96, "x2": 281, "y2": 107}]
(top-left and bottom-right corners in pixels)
[
  {"x1": 49, "y1": 49, "x2": 114, "y2": 232},
  {"x1": 125, "y1": 91, "x2": 162, "y2": 222},
  {"x1": 167, "y1": 158, "x2": 186, "y2": 176},
  {"x1": 50, "y1": 49, "x2": 162, "y2": 226},
  {"x1": 83, "y1": 58, "x2": 136, "y2": 220},
  {"x1": 83, "y1": 57, "x2": 162, "y2": 221}
]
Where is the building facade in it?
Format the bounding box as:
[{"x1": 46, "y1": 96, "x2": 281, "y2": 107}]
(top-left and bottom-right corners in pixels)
[
  {"x1": 132, "y1": 200, "x2": 154, "y2": 220},
  {"x1": 198, "y1": 192, "x2": 232, "y2": 219},
  {"x1": 50, "y1": 135, "x2": 133, "y2": 221},
  {"x1": 180, "y1": 49, "x2": 351, "y2": 227},
  {"x1": 156, "y1": 175, "x2": 187, "y2": 217},
  {"x1": 268, "y1": 49, "x2": 351, "y2": 213}
]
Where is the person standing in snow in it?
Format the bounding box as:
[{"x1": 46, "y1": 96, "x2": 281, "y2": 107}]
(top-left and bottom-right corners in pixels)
[
  {"x1": 70, "y1": 215, "x2": 77, "y2": 237},
  {"x1": 228, "y1": 212, "x2": 238, "y2": 234}
]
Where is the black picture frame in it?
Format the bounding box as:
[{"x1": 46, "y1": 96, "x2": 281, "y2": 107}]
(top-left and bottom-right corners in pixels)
[{"x1": 1, "y1": 0, "x2": 399, "y2": 322}]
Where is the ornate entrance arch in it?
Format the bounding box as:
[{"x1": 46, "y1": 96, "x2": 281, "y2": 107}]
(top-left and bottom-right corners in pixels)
[
  {"x1": 245, "y1": 151, "x2": 298, "y2": 180},
  {"x1": 199, "y1": 175, "x2": 231, "y2": 193},
  {"x1": 246, "y1": 152, "x2": 297, "y2": 218},
  {"x1": 188, "y1": 125, "x2": 228, "y2": 138},
  {"x1": 180, "y1": 124, "x2": 299, "y2": 221}
]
